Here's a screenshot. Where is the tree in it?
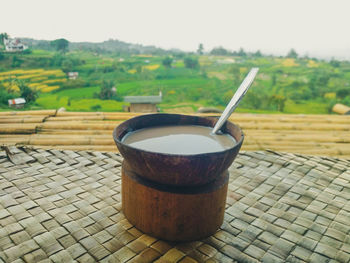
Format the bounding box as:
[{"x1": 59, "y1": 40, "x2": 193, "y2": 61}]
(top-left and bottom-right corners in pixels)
[
  {"x1": 97, "y1": 80, "x2": 114, "y2": 100},
  {"x1": 61, "y1": 59, "x2": 73, "y2": 73},
  {"x1": 269, "y1": 94, "x2": 286, "y2": 112},
  {"x1": 11, "y1": 56, "x2": 22, "y2": 68},
  {"x1": 243, "y1": 92, "x2": 262, "y2": 109},
  {"x1": 237, "y1": 48, "x2": 246, "y2": 57},
  {"x1": 287, "y1": 48, "x2": 298, "y2": 58},
  {"x1": 17, "y1": 80, "x2": 38, "y2": 103},
  {"x1": 96, "y1": 80, "x2": 121, "y2": 101},
  {"x1": 184, "y1": 57, "x2": 199, "y2": 69},
  {"x1": 0, "y1": 33, "x2": 9, "y2": 45},
  {"x1": 254, "y1": 50, "x2": 262, "y2": 57},
  {"x1": 136, "y1": 65, "x2": 142, "y2": 74},
  {"x1": 330, "y1": 59, "x2": 340, "y2": 68},
  {"x1": 50, "y1": 38, "x2": 69, "y2": 53},
  {"x1": 0, "y1": 85, "x2": 15, "y2": 105},
  {"x1": 197, "y1": 43, "x2": 204, "y2": 55},
  {"x1": 228, "y1": 66, "x2": 240, "y2": 85},
  {"x1": 162, "y1": 57, "x2": 173, "y2": 68},
  {"x1": 271, "y1": 74, "x2": 277, "y2": 86},
  {"x1": 336, "y1": 89, "x2": 350, "y2": 99},
  {"x1": 210, "y1": 47, "x2": 229, "y2": 56}
]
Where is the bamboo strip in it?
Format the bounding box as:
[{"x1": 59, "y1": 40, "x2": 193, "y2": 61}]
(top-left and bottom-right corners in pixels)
[
  {"x1": 0, "y1": 115, "x2": 48, "y2": 119},
  {"x1": 244, "y1": 129, "x2": 339, "y2": 134},
  {"x1": 0, "y1": 110, "x2": 56, "y2": 116},
  {"x1": 0, "y1": 134, "x2": 32, "y2": 138},
  {"x1": 45, "y1": 116, "x2": 105, "y2": 122},
  {"x1": 55, "y1": 111, "x2": 105, "y2": 116},
  {"x1": 241, "y1": 145, "x2": 341, "y2": 155},
  {"x1": 0, "y1": 117, "x2": 45, "y2": 124},
  {"x1": 239, "y1": 123, "x2": 350, "y2": 131},
  {"x1": 0, "y1": 138, "x2": 30, "y2": 144},
  {"x1": 233, "y1": 113, "x2": 349, "y2": 119},
  {"x1": 0, "y1": 124, "x2": 37, "y2": 134},
  {"x1": 40, "y1": 122, "x2": 120, "y2": 130},
  {"x1": 244, "y1": 135, "x2": 350, "y2": 143},
  {"x1": 28, "y1": 138, "x2": 91, "y2": 146},
  {"x1": 38, "y1": 129, "x2": 112, "y2": 135},
  {"x1": 243, "y1": 140, "x2": 350, "y2": 149},
  {"x1": 29, "y1": 134, "x2": 111, "y2": 139},
  {"x1": 244, "y1": 132, "x2": 350, "y2": 139},
  {"x1": 103, "y1": 113, "x2": 143, "y2": 120},
  {"x1": 230, "y1": 116, "x2": 350, "y2": 124}
]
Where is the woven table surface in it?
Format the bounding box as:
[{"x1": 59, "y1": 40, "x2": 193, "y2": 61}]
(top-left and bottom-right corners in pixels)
[{"x1": 0, "y1": 146, "x2": 349, "y2": 263}]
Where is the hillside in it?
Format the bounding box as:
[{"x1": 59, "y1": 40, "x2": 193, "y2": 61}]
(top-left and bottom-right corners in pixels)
[
  {"x1": 19, "y1": 38, "x2": 175, "y2": 55},
  {"x1": 0, "y1": 40, "x2": 350, "y2": 114}
]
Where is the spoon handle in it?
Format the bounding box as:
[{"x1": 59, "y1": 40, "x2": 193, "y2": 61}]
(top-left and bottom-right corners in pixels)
[{"x1": 212, "y1": 67, "x2": 259, "y2": 134}]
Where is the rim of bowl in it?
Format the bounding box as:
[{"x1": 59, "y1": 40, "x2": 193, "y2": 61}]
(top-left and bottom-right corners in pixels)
[{"x1": 113, "y1": 113, "x2": 244, "y2": 158}]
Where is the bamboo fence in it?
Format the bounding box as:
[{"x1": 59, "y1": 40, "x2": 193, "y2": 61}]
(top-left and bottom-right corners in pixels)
[{"x1": 0, "y1": 110, "x2": 349, "y2": 158}]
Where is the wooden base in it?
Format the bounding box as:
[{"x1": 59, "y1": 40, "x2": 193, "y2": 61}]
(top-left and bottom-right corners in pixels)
[{"x1": 122, "y1": 161, "x2": 229, "y2": 242}]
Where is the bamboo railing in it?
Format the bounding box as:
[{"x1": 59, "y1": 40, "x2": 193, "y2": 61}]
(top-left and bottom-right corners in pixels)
[{"x1": 1, "y1": 110, "x2": 350, "y2": 158}]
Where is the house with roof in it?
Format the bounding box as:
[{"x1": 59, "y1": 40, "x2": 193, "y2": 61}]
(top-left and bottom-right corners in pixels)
[
  {"x1": 8, "y1": 98, "x2": 26, "y2": 108},
  {"x1": 124, "y1": 91, "x2": 162, "y2": 112},
  {"x1": 67, "y1": 72, "x2": 79, "y2": 80},
  {"x1": 4, "y1": 38, "x2": 28, "y2": 52}
]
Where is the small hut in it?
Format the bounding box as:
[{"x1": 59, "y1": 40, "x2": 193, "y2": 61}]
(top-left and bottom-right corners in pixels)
[
  {"x1": 332, "y1": 103, "x2": 350, "y2": 115},
  {"x1": 67, "y1": 72, "x2": 79, "y2": 80},
  {"x1": 124, "y1": 92, "x2": 162, "y2": 113},
  {"x1": 8, "y1": 98, "x2": 26, "y2": 109}
]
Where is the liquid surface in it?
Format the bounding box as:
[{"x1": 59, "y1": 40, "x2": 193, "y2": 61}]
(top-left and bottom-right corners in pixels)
[{"x1": 122, "y1": 125, "x2": 236, "y2": 154}]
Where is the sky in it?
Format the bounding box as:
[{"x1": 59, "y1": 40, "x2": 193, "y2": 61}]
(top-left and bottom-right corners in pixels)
[{"x1": 2, "y1": 0, "x2": 350, "y2": 59}]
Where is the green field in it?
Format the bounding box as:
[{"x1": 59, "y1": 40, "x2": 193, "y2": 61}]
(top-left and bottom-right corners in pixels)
[
  {"x1": 36, "y1": 87, "x2": 124, "y2": 111},
  {"x1": 1, "y1": 46, "x2": 350, "y2": 114}
]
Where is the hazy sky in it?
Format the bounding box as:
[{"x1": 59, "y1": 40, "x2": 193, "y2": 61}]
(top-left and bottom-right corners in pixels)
[{"x1": 2, "y1": 0, "x2": 350, "y2": 59}]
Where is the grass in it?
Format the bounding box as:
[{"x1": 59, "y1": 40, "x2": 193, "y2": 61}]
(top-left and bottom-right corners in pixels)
[
  {"x1": 235, "y1": 108, "x2": 282, "y2": 114},
  {"x1": 284, "y1": 100, "x2": 329, "y2": 114},
  {"x1": 67, "y1": 99, "x2": 124, "y2": 111},
  {"x1": 52, "y1": 86, "x2": 100, "y2": 99},
  {"x1": 159, "y1": 103, "x2": 200, "y2": 112},
  {"x1": 36, "y1": 85, "x2": 125, "y2": 111},
  {"x1": 117, "y1": 78, "x2": 212, "y2": 95},
  {"x1": 36, "y1": 94, "x2": 124, "y2": 111}
]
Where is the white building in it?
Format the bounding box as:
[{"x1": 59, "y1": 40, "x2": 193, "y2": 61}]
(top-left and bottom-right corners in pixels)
[
  {"x1": 8, "y1": 98, "x2": 26, "y2": 108},
  {"x1": 4, "y1": 38, "x2": 28, "y2": 52},
  {"x1": 67, "y1": 72, "x2": 79, "y2": 80}
]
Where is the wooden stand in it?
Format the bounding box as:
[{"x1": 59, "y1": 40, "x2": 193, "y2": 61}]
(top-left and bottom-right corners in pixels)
[{"x1": 122, "y1": 161, "x2": 229, "y2": 242}]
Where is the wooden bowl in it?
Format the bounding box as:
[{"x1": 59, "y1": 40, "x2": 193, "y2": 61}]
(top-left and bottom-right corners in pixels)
[{"x1": 113, "y1": 113, "x2": 244, "y2": 186}]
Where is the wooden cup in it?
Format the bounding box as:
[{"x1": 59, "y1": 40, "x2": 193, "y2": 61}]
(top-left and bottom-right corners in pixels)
[{"x1": 122, "y1": 161, "x2": 229, "y2": 242}]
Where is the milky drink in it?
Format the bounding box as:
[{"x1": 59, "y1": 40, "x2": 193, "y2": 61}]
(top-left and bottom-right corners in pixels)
[{"x1": 122, "y1": 125, "x2": 236, "y2": 155}]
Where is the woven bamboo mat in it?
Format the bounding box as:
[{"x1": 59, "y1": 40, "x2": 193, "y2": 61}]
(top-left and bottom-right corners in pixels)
[{"x1": 0, "y1": 146, "x2": 349, "y2": 263}]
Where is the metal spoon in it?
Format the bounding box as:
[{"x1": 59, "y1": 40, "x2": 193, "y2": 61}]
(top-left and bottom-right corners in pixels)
[{"x1": 212, "y1": 67, "x2": 259, "y2": 134}]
